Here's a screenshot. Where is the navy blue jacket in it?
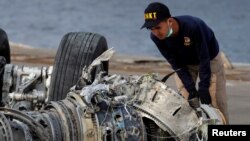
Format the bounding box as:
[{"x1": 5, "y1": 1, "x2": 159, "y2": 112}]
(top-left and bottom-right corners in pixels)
[{"x1": 151, "y1": 15, "x2": 219, "y2": 93}]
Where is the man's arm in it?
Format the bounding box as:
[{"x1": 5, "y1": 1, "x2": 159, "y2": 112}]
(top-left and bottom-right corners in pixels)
[
  {"x1": 194, "y1": 23, "x2": 212, "y2": 104},
  {"x1": 196, "y1": 25, "x2": 211, "y2": 89}
]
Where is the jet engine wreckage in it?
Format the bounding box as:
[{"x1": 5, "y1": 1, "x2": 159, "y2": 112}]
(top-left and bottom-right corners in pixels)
[{"x1": 0, "y1": 32, "x2": 225, "y2": 141}]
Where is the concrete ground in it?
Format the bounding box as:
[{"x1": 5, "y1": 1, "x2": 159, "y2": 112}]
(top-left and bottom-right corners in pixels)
[{"x1": 226, "y1": 80, "x2": 250, "y2": 124}]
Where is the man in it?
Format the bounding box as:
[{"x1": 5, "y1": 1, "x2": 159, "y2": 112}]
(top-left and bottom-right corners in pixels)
[{"x1": 141, "y1": 2, "x2": 229, "y2": 123}]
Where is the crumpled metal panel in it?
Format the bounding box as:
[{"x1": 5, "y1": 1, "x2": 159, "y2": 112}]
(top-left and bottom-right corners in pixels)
[{"x1": 133, "y1": 76, "x2": 199, "y2": 140}]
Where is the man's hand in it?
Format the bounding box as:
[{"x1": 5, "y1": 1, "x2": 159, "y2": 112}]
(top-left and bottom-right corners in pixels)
[
  {"x1": 198, "y1": 89, "x2": 211, "y2": 104},
  {"x1": 188, "y1": 90, "x2": 200, "y2": 108}
]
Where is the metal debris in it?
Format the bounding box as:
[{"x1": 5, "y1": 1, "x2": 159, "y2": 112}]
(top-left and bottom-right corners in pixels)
[{"x1": 0, "y1": 48, "x2": 225, "y2": 141}]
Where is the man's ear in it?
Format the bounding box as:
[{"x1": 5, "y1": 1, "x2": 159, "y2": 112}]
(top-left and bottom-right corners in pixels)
[{"x1": 167, "y1": 18, "x2": 173, "y2": 26}]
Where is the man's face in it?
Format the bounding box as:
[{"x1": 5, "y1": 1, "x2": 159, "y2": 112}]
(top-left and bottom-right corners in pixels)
[{"x1": 150, "y1": 20, "x2": 169, "y2": 40}]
